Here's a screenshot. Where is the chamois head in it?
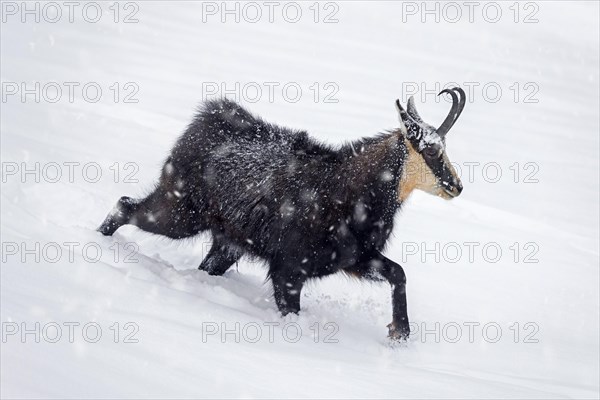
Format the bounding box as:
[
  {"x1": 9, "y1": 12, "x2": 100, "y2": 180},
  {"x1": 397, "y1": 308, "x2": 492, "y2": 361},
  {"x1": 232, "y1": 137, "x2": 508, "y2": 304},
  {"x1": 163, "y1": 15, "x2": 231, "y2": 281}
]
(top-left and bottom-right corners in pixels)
[{"x1": 396, "y1": 87, "x2": 465, "y2": 201}]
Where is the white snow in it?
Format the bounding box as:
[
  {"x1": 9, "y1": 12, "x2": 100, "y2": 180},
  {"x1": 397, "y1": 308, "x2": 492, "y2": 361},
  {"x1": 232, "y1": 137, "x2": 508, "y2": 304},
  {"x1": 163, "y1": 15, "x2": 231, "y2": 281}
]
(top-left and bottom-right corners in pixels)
[{"x1": 1, "y1": 2, "x2": 599, "y2": 399}]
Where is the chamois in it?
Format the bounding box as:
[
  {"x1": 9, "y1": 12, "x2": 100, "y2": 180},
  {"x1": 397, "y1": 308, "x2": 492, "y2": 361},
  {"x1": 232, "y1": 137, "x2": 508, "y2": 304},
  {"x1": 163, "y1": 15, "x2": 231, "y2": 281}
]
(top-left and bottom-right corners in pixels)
[{"x1": 98, "y1": 87, "x2": 466, "y2": 340}]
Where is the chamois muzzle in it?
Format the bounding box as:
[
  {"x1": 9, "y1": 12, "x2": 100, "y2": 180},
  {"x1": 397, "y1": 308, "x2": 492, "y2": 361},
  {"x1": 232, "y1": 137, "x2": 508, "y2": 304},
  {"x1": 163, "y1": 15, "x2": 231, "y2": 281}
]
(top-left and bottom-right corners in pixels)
[{"x1": 442, "y1": 179, "x2": 463, "y2": 198}]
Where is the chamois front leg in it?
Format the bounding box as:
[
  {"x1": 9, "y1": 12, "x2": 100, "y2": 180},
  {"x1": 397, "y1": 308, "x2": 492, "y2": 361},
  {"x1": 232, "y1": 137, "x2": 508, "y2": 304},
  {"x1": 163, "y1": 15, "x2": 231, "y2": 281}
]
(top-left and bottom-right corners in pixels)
[
  {"x1": 381, "y1": 259, "x2": 409, "y2": 341},
  {"x1": 270, "y1": 266, "x2": 306, "y2": 316},
  {"x1": 199, "y1": 234, "x2": 243, "y2": 276},
  {"x1": 349, "y1": 252, "x2": 410, "y2": 340}
]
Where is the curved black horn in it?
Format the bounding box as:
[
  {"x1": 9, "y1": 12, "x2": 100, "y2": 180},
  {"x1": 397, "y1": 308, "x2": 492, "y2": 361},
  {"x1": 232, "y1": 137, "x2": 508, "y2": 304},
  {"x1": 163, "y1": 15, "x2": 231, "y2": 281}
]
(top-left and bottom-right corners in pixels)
[
  {"x1": 436, "y1": 89, "x2": 459, "y2": 137},
  {"x1": 436, "y1": 87, "x2": 466, "y2": 137},
  {"x1": 452, "y1": 87, "x2": 466, "y2": 124}
]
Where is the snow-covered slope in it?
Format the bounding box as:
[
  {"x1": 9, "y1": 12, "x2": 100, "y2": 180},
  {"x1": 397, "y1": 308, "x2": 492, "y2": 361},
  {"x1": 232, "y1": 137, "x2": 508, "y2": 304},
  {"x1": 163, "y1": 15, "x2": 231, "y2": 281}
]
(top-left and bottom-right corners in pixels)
[{"x1": 1, "y1": 2, "x2": 598, "y2": 398}]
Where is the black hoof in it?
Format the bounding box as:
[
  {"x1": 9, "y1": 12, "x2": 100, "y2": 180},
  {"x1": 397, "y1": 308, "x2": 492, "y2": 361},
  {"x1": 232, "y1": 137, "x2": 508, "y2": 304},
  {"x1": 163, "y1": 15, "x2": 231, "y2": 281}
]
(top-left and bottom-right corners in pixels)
[
  {"x1": 97, "y1": 219, "x2": 119, "y2": 236},
  {"x1": 279, "y1": 308, "x2": 300, "y2": 317},
  {"x1": 97, "y1": 196, "x2": 138, "y2": 236},
  {"x1": 387, "y1": 321, "x2": 410, "y2": 341}
]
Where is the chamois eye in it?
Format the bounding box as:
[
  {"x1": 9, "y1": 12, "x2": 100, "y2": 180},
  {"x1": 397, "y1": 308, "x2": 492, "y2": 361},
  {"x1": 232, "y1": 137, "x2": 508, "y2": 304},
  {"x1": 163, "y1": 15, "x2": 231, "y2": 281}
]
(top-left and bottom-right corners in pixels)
[{"x1": 423, "y1": 147, "x2": 439, "y2": 158}]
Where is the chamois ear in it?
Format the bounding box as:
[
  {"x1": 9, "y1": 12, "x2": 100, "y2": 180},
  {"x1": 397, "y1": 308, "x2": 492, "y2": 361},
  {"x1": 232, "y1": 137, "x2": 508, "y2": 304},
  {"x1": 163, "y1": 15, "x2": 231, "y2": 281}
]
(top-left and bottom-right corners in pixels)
[
  {"x1": 406, "y1": 96, "x2": 423, "y2": 123},
  {"x1": 395, "y1": 99, "x2": 409, "y2": 136}
]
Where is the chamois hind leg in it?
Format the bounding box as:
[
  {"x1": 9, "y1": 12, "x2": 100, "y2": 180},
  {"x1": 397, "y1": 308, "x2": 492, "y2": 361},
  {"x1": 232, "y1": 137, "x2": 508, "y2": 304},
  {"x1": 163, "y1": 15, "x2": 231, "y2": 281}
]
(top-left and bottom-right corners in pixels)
[
  {"x1": 98, "y1": 160, "x2": 207, "y2": 239},
  {"x1": 198, "y1": 233, "x2": 243, "y2": 276},
  {"x1": 97, "y1": 189, "x2": 205, "y2": 239},
  {"x1": 97, "y1": 195, "x2": 142, "y2": 236}
]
